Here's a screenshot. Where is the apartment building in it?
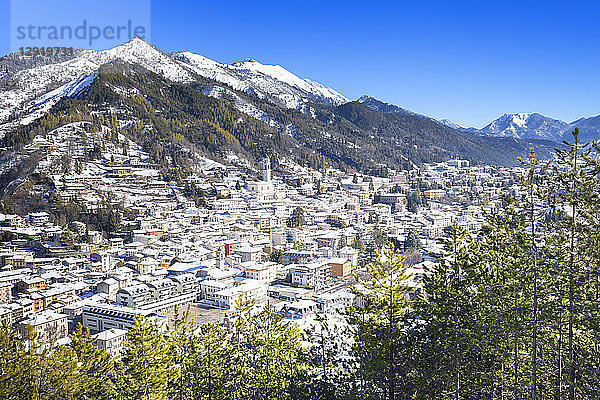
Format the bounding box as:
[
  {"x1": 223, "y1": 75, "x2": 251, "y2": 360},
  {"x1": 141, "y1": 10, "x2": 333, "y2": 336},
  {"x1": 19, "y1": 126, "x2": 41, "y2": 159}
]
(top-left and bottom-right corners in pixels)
[{"x1": 17, "y1": 310, "x2": 68, "y2": 342}]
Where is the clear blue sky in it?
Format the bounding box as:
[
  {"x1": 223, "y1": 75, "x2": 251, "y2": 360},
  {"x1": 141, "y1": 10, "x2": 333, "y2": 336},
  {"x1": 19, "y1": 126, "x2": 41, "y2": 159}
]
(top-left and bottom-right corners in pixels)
[{"x1": 1, "y1": 0, "x2": 599, "y2": 128}]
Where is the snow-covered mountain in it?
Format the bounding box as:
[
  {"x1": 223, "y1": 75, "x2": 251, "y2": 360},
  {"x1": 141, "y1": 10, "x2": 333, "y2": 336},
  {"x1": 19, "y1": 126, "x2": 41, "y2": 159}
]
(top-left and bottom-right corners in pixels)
[
  {"x1": 2, "y1": 37, "x2": 598, "y2": 148},
  {"x1": 479, "y1": 112, "x2": 600, "y2": 142},
  {"x1": 171, "y1": 51, "x2": 347, "y2": 110},
  {"x1": 481, "y1": 113, "x2": 569, "y2": 141},
  {"x1": 0, "y1": 37, "x2": 348, "y2": 130},
  {"x1": 356, "y1": 98, "x2": 600, "y2": 143},
  {"x1": 0, "y1": 38, "x2": 194, "y2": 127},
  {"x1": 568, "y1": 115, "x2": 600, "y2": 142}
]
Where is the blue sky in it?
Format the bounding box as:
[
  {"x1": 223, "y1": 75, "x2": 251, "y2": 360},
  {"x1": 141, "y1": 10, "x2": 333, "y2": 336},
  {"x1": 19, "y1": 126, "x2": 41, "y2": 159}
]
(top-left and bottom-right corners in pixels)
[{"x1": 1, "y1": 0, "x2": 599, "y2": 128}]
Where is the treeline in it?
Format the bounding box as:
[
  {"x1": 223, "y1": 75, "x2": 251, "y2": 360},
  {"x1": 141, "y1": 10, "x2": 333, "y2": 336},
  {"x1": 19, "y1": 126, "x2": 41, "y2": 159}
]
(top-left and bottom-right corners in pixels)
[
  {"x1": 0, "y1": 304, "x2": 353, "y2": 400},
  {"x1": 400, "y1": 130, "x2": 600, "y2": 399}
]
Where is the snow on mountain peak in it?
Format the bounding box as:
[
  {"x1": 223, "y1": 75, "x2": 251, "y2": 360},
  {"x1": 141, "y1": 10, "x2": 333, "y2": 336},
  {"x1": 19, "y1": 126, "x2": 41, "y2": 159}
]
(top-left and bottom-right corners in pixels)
[
  {"x1": 174, "y1": 52, "x2": 348, "y2": 109},
  {"x1": 482, "y1": 112, "x2": 568, "y2": 141},
  {"x1": 0, "y1": 38, "x2": 348, "y2": 128},
  {"x1": 0, "y1": 38, "x2": 198, "y2": 127}
]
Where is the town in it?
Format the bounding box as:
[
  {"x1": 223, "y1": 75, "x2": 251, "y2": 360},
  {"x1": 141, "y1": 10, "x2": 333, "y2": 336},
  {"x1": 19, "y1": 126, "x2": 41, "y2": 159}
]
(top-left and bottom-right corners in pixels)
[{"x1": 0, "y1": 121, "x2": 523, "y2": 357}]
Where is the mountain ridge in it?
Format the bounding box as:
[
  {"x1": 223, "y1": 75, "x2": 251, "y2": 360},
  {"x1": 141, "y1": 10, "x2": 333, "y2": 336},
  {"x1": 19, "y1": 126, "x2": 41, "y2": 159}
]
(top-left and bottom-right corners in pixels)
[
  {"x1": 0, "y1": 38, "x2": 561, "y2": 176},
  {"x1": 480, "y1": 112, "x2": 600, "y2": 142}
]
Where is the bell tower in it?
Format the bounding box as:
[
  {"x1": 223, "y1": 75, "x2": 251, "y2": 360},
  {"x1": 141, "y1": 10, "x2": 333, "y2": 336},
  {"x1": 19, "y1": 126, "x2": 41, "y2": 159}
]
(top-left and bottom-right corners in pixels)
[{"x1": 262, "y1": 157, "x2": 271, "y2": 182}]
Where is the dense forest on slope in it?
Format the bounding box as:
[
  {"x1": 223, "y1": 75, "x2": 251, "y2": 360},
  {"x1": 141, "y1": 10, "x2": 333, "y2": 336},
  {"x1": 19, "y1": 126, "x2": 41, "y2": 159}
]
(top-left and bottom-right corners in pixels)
[
  {"x1": 2, "y1": 133, "x2": 600, "y2": 399},
  {"x1": 334, "y1": 101, "x2": 558, "y2": 165}
]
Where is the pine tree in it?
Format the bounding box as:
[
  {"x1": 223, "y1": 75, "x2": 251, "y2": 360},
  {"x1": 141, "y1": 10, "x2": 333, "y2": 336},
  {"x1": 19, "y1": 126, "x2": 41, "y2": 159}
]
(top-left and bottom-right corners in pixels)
[
  {"x1": 60, "y1": 228, "x2": 75, "y2": 247},
  {"x1": 288, "y1": 207, "x2": 305, "y2": 228},
  {"x1": 231, "y1": 301, "x2": 305, "y2": 400},
  {"x1": 0, "y1": 324, "x2": 29, "y2": 400},
  {"x1": 403, "y1": 229, "x2": 421, "y2": 252},
  {"x1": 348, "y1": 244, "x2": 412, "y2": 399},
  {"x1": 26, "y1": 327, "x2": 79, "y2": 400},
  {"x1": 119, "y1": 316, "x2": 178, "y2": 400},
  {"x1": 69, "y1": 324, "x2": 117, "y2": 400},
  {"x1": 170, "y1": 316, "x2": 235, "y2": 400}
]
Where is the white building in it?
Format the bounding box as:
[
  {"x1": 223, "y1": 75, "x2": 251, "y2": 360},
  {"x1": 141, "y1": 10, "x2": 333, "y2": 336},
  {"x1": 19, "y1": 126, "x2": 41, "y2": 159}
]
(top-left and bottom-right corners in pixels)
[
  {"x1": 82, "y1": 303, "x2": 160, "y2": 333},
  {"x1": 242, "y1": 262, "x2": 277, "y2": 282},
  {"x1": 209, "y1": 280, "x2": 267, "y2": 310},
  {"x1": 94, "y1": 328, "x2": 128, "y2": 358},
  {"x1": 235, "y1": 246, "x2": 263, "y2": 263},
  {"x1": 116, "y1": 283, "x2": 152, "y2": 307},
  {"x1": 246, "y1": 181, "x2": 275, "y2": 200},
  {"x1": 17, "y1": 310, "x2": 68, "y2": 342},
  {"x1": 290, "y1": 261, "x2": 331, "y2": 289}
]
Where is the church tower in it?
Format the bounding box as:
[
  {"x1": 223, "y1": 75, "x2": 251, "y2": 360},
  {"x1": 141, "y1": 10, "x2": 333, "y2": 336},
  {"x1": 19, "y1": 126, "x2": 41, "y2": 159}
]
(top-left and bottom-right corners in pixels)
[{"x1": 262, "y1": 157, "x2": 271, "y2": 182}]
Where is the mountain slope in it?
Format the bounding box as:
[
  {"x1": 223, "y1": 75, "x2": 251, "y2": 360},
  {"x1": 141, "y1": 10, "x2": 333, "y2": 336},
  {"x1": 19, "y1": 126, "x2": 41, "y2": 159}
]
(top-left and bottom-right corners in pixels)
[
  {"x1": 568, "y1": 115, "x2": 600, "y2": 142},
  {"x1": 357, "y1": 95, "x2": 417, "y2": 116},
  {"x1": 0, "y1": 38, "x2": 194, "y2": 125},
  {"x1": 334, "y1": 101, "x2": 556, "y2": 166},
  {"x1": 171, "y1": 51, "x2": 347, "y2": 110},
  {"x1": 480, "y1": 112, "x2": 600, "y2": 142}
]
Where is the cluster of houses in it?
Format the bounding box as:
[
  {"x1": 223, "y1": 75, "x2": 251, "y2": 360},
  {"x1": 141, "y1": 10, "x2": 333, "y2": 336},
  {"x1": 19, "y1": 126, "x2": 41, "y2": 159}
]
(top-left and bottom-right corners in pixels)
[{"x1": 0, "y1": 121, "x2": 526, "y2": 356}]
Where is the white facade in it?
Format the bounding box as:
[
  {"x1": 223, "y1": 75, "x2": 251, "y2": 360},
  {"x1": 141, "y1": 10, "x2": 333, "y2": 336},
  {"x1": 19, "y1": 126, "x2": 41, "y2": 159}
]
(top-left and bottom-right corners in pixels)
[
  {"x1": 209, "y1": 280, "x2": 267, "y2": 309},
  {"x1": 243, "y1": 262, "x2": 277, "y2": 282},
  {"x1": 94, "y1": 328, "x2": 128, "y2": 358},
  {"x1": 82, "y1": 304, "x2": 159, "y2": 333}
]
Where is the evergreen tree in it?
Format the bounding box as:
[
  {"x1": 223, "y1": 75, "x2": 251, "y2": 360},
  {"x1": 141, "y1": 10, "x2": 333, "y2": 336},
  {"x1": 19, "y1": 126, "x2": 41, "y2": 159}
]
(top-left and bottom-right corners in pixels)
[
  {"x1": 231, "y1": 302, "x2": 305, "y2": 400},
  {"x1": 353, "y1": 232, "x2": 365, "y2": 252},
  {"x1": 288, "y1": 207, "x2": 305, "y2": 228},
  {"x1": 348, "y1": 244, "x2": 412, "y2": 399},
  {"x1": 60, "y1": 228, "x2": 75, "y2": 246},
  {"x1": 70, "y1": 324, "x2": 117, "y2": 400},
  {"x1": 0, "y1": 324, "x2": 29, "y2": 399},
  {"x1": 119, "y1": 316, "x2": 178, "y2": 400},
  {"x1": 403, "y1": 229, "x2": 421, "y2": 252}
]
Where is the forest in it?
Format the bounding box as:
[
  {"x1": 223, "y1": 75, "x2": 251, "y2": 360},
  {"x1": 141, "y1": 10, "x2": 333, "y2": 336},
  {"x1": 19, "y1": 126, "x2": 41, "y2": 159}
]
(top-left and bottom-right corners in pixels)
[{"x1": 1, "y1": 131, "x2": 599, "y2": 400}]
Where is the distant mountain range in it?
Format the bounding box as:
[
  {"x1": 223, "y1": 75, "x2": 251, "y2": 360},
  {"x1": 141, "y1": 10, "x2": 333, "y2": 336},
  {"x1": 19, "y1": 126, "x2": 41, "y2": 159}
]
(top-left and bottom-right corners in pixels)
[
  {"x1": 480, "y1": 113, "x2": 600, "y2": 142},
  {"x1": 356, "y1": 96, "x2": 600, "y2": 143},
  {"x1": 357, "y1": 95, "x2": 418, "y2": 117},
  {"x1": 439, "y1": 113, "x2": 600, "y2": 143}
]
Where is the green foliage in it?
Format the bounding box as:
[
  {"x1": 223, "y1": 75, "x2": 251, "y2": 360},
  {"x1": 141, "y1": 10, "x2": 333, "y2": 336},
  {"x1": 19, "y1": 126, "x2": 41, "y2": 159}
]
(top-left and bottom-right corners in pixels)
[
  {"x1": 270, "y1": 249, "x2": 284, "y2": 264},
  {"x1": 347, "y1": 245, "x2": 413, "y2": 399},
  {"x1": 403, "y1": 229, "x2": 421, "y2": 252},
  {"x1": 353, "y1": 232, "x2": 365, "y2": 252},
  {"x1": 60, "y1": 228, "x2": 75, "y2": 246},
  {"x1": 119, "y1": 316, "x2": 177, "y2": 400},
  {"x1": 406, "y1": 190, "x2": 424, "y2": 213},
  {"x1": 231, "y1": 302, "x2": 305, "y2": 399},
  {"x1": 0, "y1": 324, "x2": 115, "y2": 400},
  {"x1": 288, "y1": 207, "x2": 305, "y2": 228},
  {"x1": 70, "y1": 324, "x2": 117, "y2": 400}
]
